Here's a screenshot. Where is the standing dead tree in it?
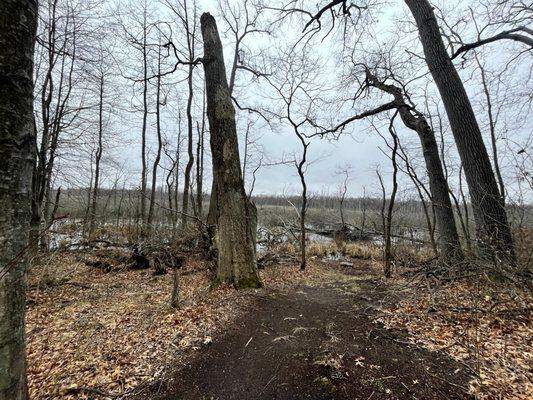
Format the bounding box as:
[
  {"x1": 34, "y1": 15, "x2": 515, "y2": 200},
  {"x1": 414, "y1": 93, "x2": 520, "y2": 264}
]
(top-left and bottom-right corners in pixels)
[
  {"x1": 207, "y1": 0, "x2": 271, "y2": 229},
  {"x1": 201, "y1": 12, "x2": 261, "y2": 288},
  {"x1": 0, "y1": 0, "x2": 38, "y2": 397}
]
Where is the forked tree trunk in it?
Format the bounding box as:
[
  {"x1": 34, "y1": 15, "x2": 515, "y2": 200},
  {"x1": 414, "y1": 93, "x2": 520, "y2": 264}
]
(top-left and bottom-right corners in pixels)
[
  {"x1": 405, "y1": 0, "x2": 515, "y2": 264},
  {"x1": 200, "y1": 12, "x2": 261, "y2": 288},
  {"x1": 0, "y1": 1, "x2": 38, "y2": 398}
]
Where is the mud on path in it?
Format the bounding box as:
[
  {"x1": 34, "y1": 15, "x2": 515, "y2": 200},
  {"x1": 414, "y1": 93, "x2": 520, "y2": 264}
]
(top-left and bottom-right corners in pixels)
[{"x1": 134, "y1": 262, "x2": 473, "y2": 400}]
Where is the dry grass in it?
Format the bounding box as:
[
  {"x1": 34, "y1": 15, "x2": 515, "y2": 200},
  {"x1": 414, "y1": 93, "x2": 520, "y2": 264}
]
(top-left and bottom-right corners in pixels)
[{"x1": 274, "y1": 239, "x2": 434, "y2": 264}]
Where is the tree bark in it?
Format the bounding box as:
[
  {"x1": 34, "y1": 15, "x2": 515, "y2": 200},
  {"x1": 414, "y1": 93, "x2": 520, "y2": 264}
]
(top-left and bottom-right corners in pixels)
[
  {"x1": 405, "y1": 0, "x2": 515, "y2": 264},
  {"x1": 201, "y1": 12, "x2": 261, "y2": 288},
  {"x1": 0, "y1": 1, "x2": 38, "y2": 398}
]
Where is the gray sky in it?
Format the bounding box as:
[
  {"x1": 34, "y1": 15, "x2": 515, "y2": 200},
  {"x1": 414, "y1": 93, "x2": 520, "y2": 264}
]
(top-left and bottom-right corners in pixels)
[{"x1": 57, "y1": 0, "x2": 531, "y2": 203}]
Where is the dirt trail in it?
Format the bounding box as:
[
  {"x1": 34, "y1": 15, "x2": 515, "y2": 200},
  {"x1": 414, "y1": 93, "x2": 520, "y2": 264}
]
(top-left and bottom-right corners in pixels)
[{"x1": 135, "y1": 262, "x2": 473, "y2": 400}]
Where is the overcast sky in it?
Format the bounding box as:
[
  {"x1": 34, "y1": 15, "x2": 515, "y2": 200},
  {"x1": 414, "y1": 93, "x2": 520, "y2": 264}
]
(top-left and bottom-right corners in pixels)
[{"x1": 66, "y1": 0, "x2": 531, "y2": 203}]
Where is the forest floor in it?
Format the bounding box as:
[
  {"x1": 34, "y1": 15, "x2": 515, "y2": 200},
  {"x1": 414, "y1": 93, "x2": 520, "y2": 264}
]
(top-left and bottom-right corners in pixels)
[
  {"x1": 133, "y1": 262, "x2": 473, "y2": 400},
  {"x1": 26, "y1": 249, "x2": 531, "y2": 400}
]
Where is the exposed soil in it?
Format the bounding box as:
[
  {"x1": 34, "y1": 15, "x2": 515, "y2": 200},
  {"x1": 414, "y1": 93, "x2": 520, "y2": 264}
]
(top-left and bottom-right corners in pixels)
[{"x1": 132, "y1": 262, "x2": 473, "y2": 400}]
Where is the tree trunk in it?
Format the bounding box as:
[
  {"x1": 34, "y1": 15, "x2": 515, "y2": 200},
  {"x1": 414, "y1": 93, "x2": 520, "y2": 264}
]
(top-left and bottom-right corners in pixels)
[
  {"x1": 181, "y1": 62, "x2": 195, "y2": 227},
  {"x1": 88, "y1": 75, "x2": 104, "y2": 238},
  {"x1": 148, "y1": 45, "x2": 163, "y2": 228},
  {"x1": 196, "y1": 92, "x2": 206, "y2": 220},
  {"x1": 382, "y1": 125, "x2": 399, "y2": 278},
  {"x1": 201, "y1": 12, "x2": 261, "y2": 288},
  {"x1": 296, "y1": 139, "x2": 309, "y2": 271},
  {"x1": 140, "y1": 10, "x2": 148, "y2": 231},
  {"x1": 416, "y1": 125, "x2": 463, "y2": 263},
  {"x1": 0, "y1": 1, "x2": 38, "y2": 398},
  {"x1": 405, "y1": 0, "x2": 515, "y2": 264}
]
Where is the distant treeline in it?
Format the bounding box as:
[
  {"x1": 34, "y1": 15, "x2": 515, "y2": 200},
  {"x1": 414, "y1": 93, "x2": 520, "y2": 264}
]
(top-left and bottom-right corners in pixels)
[{"x1": 52, "y1": 187, "x2": 532, "y2": 224}]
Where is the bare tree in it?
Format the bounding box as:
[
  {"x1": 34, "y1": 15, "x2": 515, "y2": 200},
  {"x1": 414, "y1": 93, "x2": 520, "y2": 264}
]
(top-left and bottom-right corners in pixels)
[
  {"x1": 32, "y1": 0, "x2": 86, "y2": 247},
  {"x1": 376, "y1": 118, "x2": 399, "y2": 278},
  {"x1": 88, "y1": 74, "x2": 104, "y2": 238},
  {"x1": 284, "y1": 0, "x2": 517, "y2": 264},
  {"x1": 395, "y1": 140, "x2": 438, "y2": 256},
  {"x1": 195, "y1": 89, "x2": 206, "y2": 219},
  {"x1": 314, "y1": 63, "x2": 463, "y2": 265},
  {"x1": 260, "y1": 47, "x2": 322, "y2": 271},
  {"x1": 294, "y1": 132, "x2": 310, "y2": 270},
  {"x1": 0, "y1": 1, "x2": 38, "y2": 397},
  {"x1": 147, "y1": 38, "x2": 165, "y2": 228},
  {"x1": 163, "y1": 0, "x2": 200, "y2": 227},
  {"x1": 335, "y1": 166, "x2": 351, "y2": 227},
  {"x1": 404, "y1": 0, "x2": 515, "y2": 264},
  {"x1": 120, "y1": 0, "x2": 162, "y2": 232},
  {"x1": 201, "y1": 12, "x2": 261, "y2": 288}
]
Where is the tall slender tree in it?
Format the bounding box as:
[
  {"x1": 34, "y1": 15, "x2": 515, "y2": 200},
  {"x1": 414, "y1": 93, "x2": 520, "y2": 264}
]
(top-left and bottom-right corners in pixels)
[{"x1": 147, "y1": 38, "x2": 164, "y2": 228}]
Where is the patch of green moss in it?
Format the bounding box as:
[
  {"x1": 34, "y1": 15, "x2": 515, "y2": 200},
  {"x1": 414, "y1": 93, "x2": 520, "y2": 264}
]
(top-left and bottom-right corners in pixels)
[
  {"x1": 211, "y1": 275, "x2": 262, "y2": 290},
  {"x1": 314, "y1": 376, "x2": 337, "y2": 393},
  {"x1": 209, "y1": 278, "x2": 223, "y2": 290},
  {"x1": 234, "y1": 276, "x2": 262, "y2": 289}
]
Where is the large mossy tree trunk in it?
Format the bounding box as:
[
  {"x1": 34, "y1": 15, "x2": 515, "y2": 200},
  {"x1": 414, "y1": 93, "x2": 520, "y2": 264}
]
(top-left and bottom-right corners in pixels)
[
  {"x1": 0, "y1": 1, "x2": 38, "y2": 398},
  {"x1": 405, "y1": 0, "x2": 515, "y2": 265},
  {"x1": 200, "y1": 12, "x2": 261, "y2": 289}
]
